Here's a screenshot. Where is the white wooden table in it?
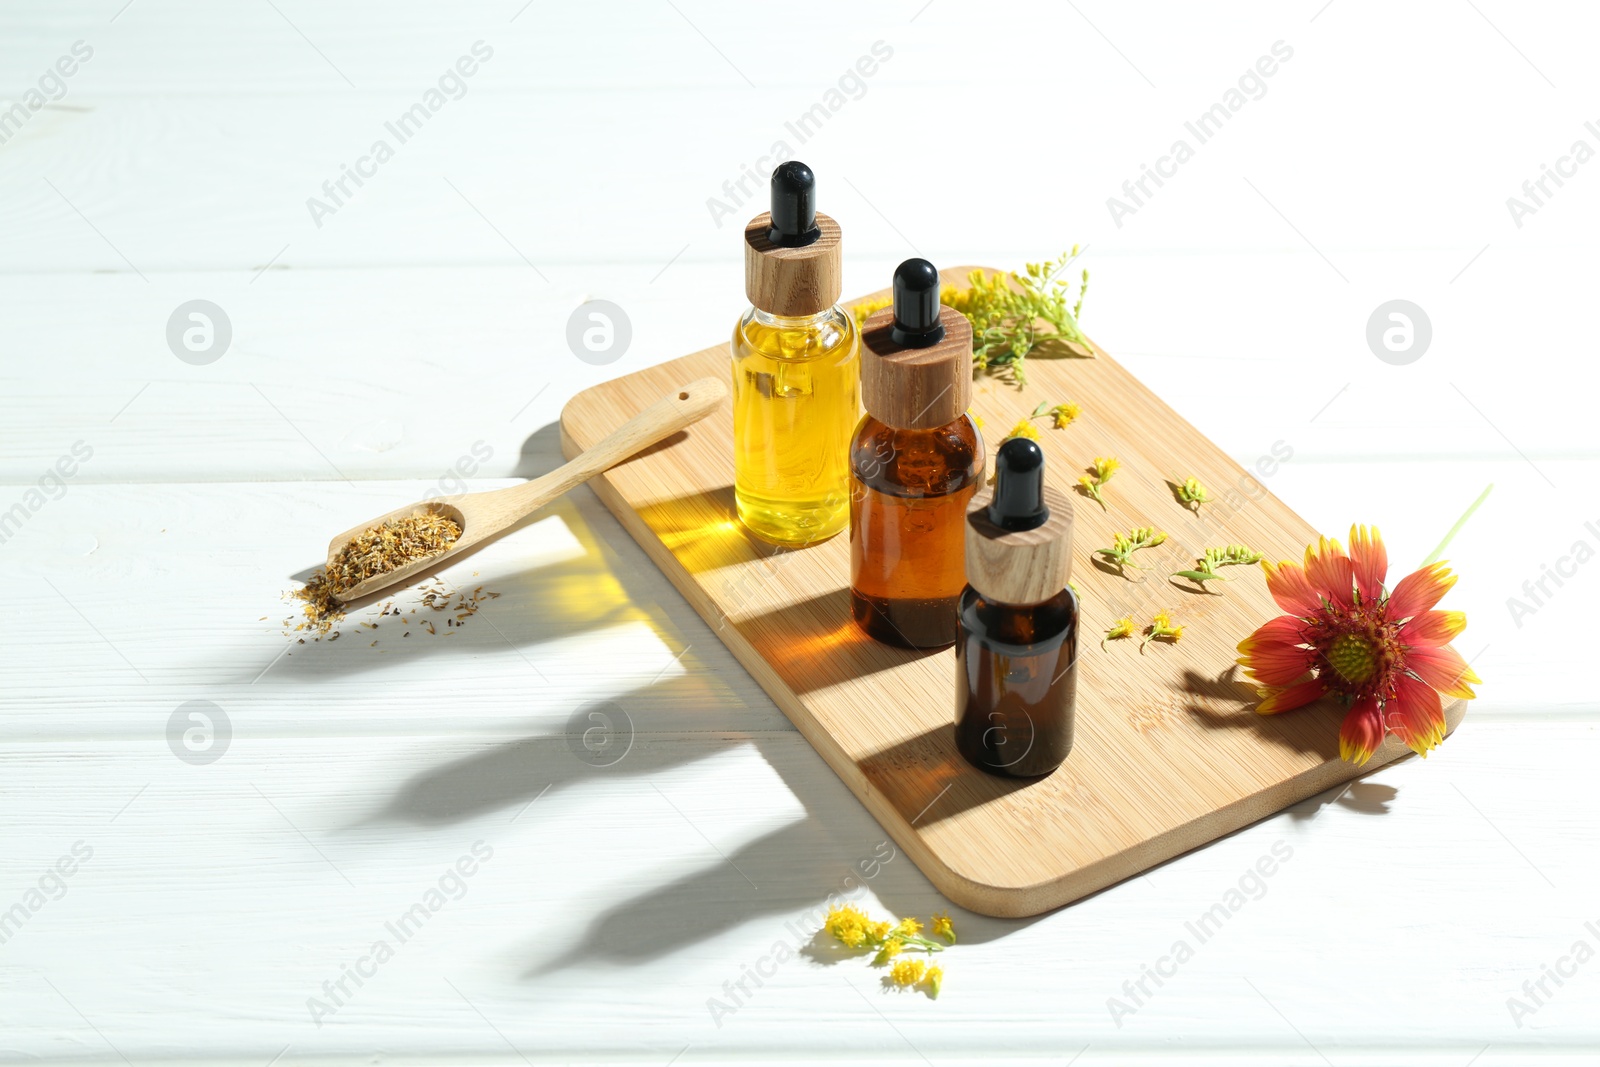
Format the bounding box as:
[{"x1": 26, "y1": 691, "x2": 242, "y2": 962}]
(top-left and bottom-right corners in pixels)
[{"x1": 3, "y1": 2, "x2": 1596, "y2": 1062}]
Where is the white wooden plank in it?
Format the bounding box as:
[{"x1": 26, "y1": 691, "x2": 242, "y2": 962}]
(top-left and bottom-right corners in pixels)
[
  {"x1": 0, "y1": 474, "x2": 1591, "y2": 731},
  {"x1": 1, "y1": 252, "x2": 1592, "y2": 488},
  {"x1": 0, "y1": 724, "x2": 1593, "y2": 1063},
  {"x1": 1, "y1": 6, "x2": 1597, "y2": 277},
  {"x1": 0, "y1": 480, "x2": 791, "y2": 739}
]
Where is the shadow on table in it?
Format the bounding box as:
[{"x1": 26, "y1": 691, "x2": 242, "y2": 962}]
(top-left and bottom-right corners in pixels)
[
  {"x1": 348, "y1": 674, "x2": 717, "y2": 826},
  {"x1": 1179, "y1": 665, "x2": 1346, "y2": 762},
  {"x1": 346, "y1": 671, "x2": 1038, "y2": 969},
  {"x1": 1178, "y1": 665, "x2": 1409, "y2": 819},
  {"x1": 515, "y1": 814, "x2": 1026, "y2": 979},
  {"x1": 1291, "y1": 779, "x2": 1400, "y2": 819},
  {"x1": 298, "y1": 420, "x2": 1045, "y2": 970}
]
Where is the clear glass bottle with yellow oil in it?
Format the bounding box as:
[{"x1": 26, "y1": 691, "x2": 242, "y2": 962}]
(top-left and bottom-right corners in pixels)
[{"x1": 732, "y1": 162, "x2": 859, "y2": 546}]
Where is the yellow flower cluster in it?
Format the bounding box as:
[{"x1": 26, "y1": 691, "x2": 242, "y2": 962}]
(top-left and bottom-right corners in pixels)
[
  {"x1": 1143, "y1": 610, "x2": 1184, "y2": 649},
  {"x1": 1048, "y1": 402, "x2": 1083, "y2": 428},
  {"x1": 1175, "y1": 476, "x2": 1211, "y2": 511},
  {"x1": 888, "y1": 959, "x2": 944, "y2": 997},
  {"x1": 1004, "y1": 419, "x2": 1041, "y2": 443},
  {"x1": 1102, "y1": 615, "x2": 1137, "y2": 651},
  {"x1": 822, "y1": 905, "x2": 956, "y2": 998},
  {"x1": 849, "y1": 248, "x2": 1092, "y2": 386},
  {"x1": 1078, "y1": 456, "x2": 1120, "y2": 510},
  {"x1": 1103, "y1": 611, "x2": 1185, "y2": 651},
  {"x1": 1013, "y1": 399, "x2": 1085, "y2": 435},
  {"x1": 823, "y1": 905, "x2": 889, "y2": 948},
  {"x1": 850, "y1": 296, "x2": 891, "y2": 328},
  {"x1": 890, "y1": 958, "x2": 924, "y2": 985}
]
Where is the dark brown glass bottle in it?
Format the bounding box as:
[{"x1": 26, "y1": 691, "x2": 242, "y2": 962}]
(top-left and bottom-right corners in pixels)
[
  {"x1": 850, "y1": 259, "x2": 981, "y2": 648},
  {"x1": 955, "y1": 437, "x2": 1079, "y2": 777},
  {"x1": 955, "y1": 586, "x2": 1079, "y2": 776}
]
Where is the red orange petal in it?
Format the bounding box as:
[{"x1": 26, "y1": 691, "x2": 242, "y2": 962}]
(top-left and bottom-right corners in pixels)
[
  {"x1": 1339, "y1": 695, "x2": 1384, "y2": 766},
  {"x1": 1261, "y1": 560, "x2": 1322, "y2": 617},
  {"x1": 1347, "y1": 524, "x2": 1388, "y2": 604},
  {"x1": 1255, "y1": 677, "x2": 1328, "y2": 715},
  {"x1": 1304, "y1": 536, "x2": 1355, "y2": 608},
  {"x1": 1386, "y1": 562, "x2": 1457, "y2": 623},
  {"x1": 1239, "y1": 645, "x2": 1316, "y2": 686},
  {"x1": 1383, "y1": 674, "x2": 1446, "y2": 756},
  {"x1": 1406, "y1": 644, "x2": 1480, "y2": 700},
  {"x1": 1402, "y1": 610, "x2": 1467, "y2": 648},
  {"x1": 1237, "y1": 614, "x2": 1311, "y2": 655}
]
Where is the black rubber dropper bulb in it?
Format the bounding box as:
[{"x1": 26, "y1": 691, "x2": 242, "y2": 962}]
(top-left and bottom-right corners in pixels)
[
  {"x1": 988, "y1": 437, "x2": 1051, "y2": 532},
  {"x1": 889, "y1": 257, "x2": 945, "y2": 348},
  {"x1": 766, "y1": 161, "x2": 822, "y2": 248}
]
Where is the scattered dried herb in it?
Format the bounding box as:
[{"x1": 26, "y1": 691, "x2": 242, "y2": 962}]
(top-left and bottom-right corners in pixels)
[
  {"x1": 289, "y1": 511, "x2": 461, "y2": 633},
  {"x1": 281, "y1": 521, "x2": 502, "y2": 648}
]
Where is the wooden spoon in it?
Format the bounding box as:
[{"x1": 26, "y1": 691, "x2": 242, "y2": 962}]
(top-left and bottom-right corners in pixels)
[{"x1": 325, "y1": 376, "x2": 726, "y2": 603}]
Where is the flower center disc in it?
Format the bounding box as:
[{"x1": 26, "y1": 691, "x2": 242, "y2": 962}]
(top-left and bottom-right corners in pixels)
[{"x1": 1328, "y1": 632, "x2": 1377, "y2": 684}]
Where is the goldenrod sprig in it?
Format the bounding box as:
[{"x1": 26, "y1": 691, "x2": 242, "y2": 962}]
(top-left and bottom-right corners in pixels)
[
  {"x1": 945, "y1": 250, "x2": 1091, "y2": 386},
  {"x1": 1172, "y1": 544, "x2": 1265, "y2": 587},
  {"x1": 1077, "y1": 456, "x2": 1120, "y2": 510},
  {"x1": 888, "y1": 958, "x2": 945, "y2": 997},
  {"x1": 854, "y1": 249, "x2": 1091, "y2": 388},
  {"x1": 1095, "y1": 526, "x2": 1167, "y2": 575},
  {"x1": 1142, "y1": 610, "x2": 1184, "y2": 650},
  {"x1": 1102, "y1": 615, "x2": 1137, "y2": 651},
  {"x1": 824, "y1": 906, "x2": 949, "y2": 957},
  {"x1": 1029, "y1": 399, "x2": 1083, "y2": 429},
  {"x1": 1174, "y1": 477, "x2": 1211, "y2": 512},
  {"x1": 1003, "y1": 419, "x2": 1041, "y2": 443}
]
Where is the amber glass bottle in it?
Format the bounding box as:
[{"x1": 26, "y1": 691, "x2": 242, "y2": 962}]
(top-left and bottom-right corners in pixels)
[
  {"x1": 732, "y1": 162, "x2": 859, "y2": 546},
  {"x1": 955, "y1": 437, "x2": 1079, "y2": 777},
  {"x1": 850, "y1": 259, "x2": 981, "y2": 648}
]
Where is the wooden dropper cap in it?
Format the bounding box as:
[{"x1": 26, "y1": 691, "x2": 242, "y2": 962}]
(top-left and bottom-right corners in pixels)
[
  {"x1": 860, "y1": 259, "x2": 973, "y2": 430},
  {"x1": 966, "y1": 437, "x2": 1075, "y2": 605},
  {"x1": 743, "y1": 161, "x2": 842, "y2": 317}
]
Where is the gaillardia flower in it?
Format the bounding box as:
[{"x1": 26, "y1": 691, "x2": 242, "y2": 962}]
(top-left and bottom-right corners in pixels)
[{"x1": 1237, "y1": 525, "x2": 1479, "y2": 765}]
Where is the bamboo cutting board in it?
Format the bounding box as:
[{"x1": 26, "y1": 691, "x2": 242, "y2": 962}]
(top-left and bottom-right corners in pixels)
[{"x1": 559, "y1": 267, "x2": 1465, "y2": 918}]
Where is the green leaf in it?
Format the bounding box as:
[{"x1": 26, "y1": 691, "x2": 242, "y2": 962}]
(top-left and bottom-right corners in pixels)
[{"x1": 1172, "y1": 570, "x2": 1225, "y2": 584}]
